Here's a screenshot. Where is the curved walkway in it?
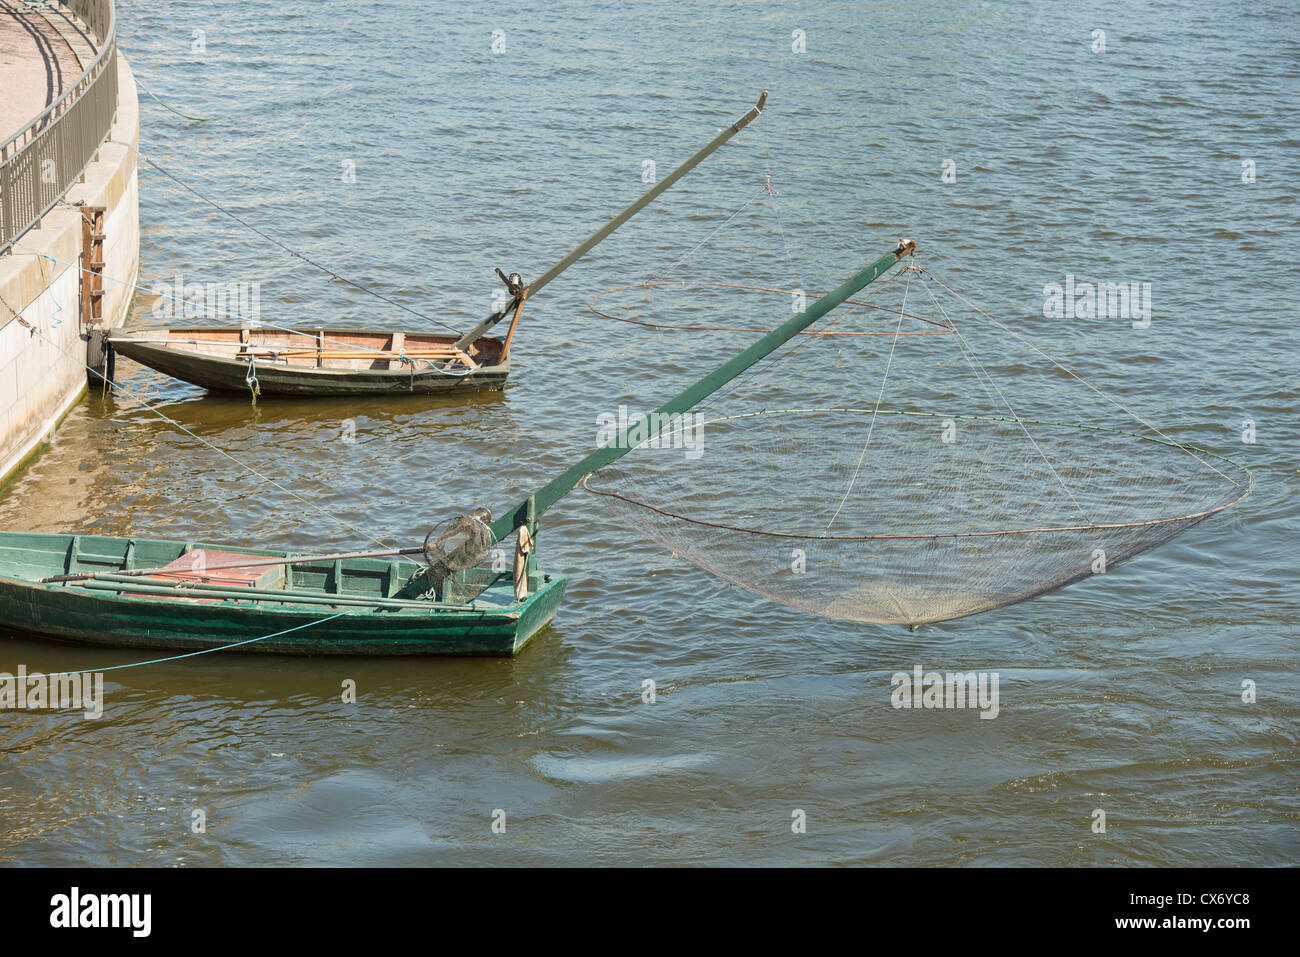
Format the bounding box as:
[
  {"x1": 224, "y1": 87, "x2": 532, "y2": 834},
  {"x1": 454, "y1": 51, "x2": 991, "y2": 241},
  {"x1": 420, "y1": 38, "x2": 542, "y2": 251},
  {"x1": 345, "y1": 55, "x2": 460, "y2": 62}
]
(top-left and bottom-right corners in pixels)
[{"x1": 0, "y1": 0, "x2": 84, "y2": 142}]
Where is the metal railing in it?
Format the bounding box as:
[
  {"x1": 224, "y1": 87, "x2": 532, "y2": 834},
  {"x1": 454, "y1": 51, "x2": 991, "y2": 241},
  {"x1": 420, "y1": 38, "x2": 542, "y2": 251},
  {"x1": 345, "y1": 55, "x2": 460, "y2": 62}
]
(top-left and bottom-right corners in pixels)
[{"x1": 0, "y1": 0, "x2": 119, "y2": 253}]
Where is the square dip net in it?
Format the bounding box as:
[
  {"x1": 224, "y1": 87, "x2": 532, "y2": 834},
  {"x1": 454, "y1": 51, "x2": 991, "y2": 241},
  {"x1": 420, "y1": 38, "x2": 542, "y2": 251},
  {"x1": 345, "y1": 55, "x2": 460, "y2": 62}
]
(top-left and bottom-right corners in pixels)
[{"x1": 583, "y1": 260, "x2": 1253, "y2": 626}]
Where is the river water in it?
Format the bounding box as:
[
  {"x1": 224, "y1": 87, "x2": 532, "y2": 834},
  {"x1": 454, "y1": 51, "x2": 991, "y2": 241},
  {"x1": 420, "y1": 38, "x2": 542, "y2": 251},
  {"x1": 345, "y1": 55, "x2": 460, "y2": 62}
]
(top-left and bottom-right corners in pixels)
[{"x1": 0, "y1": 0, "x2": 1295, "y2": 865}]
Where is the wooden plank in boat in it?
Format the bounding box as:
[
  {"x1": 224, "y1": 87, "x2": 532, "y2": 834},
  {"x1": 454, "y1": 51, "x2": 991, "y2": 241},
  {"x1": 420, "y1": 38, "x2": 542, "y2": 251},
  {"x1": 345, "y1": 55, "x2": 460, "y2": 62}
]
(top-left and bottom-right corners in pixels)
[{"x1": 153, "y1": 549, "x2": 286, "y2": 590}]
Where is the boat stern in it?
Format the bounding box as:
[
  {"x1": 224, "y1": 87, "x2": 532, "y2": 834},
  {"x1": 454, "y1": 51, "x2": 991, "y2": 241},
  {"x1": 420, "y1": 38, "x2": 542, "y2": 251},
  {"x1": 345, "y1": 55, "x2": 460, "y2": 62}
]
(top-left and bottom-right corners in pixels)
[{"x1": 509, "y1": 574, "x2": 568, "y2": 654}]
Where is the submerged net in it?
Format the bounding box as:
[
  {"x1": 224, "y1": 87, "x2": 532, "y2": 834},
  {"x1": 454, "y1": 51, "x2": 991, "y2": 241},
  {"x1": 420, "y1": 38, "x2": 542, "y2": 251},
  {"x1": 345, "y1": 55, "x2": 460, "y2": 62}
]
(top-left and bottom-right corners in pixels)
[{"x1": 584, "y1": 261, "x2": 1253, "y2": 626}]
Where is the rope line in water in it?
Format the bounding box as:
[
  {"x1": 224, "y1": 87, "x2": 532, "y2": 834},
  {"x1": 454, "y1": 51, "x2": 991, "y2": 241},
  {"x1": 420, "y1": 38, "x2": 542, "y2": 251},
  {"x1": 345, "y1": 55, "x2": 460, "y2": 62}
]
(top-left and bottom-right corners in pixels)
[
  {"x1": 141, "y1": 155, "x2": 462, "y2": 335},
  {"x1": 0, "y1": 290, "x2": 419, "y2": 561},
  {"x1": 46, "y1": 141, "x2": 463, "y2": 343},
  {"x1": 135, "y1": 75, "x2": 224, "y2": 122},
  {"x1": 13, "y1": 244, "x2": 474, "y2": 378},
  {"x1": 920, "y1": 267, "x2": 1247, "y2": 488},
  {"x1": 8, "y1": 612, "x2": 352, "y2": 678}
]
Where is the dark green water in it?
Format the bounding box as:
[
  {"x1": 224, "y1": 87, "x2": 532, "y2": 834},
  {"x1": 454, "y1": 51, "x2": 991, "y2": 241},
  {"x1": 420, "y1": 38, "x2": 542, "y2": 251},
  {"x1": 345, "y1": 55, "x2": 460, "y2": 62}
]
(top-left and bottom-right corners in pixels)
[{"x1": 0, "y1": 0, "x2": 1295, "y2": 865}]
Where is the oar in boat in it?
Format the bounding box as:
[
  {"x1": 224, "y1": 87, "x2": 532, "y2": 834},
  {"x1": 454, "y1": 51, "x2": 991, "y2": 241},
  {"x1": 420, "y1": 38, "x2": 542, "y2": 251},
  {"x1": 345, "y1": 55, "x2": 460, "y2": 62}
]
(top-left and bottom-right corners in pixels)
[
  {"x1": 1, "y1": 239, "x2": 913, "y2": 655},
  {"x1": 109, "y1": 91, "x2": 769, "y2": 399}
]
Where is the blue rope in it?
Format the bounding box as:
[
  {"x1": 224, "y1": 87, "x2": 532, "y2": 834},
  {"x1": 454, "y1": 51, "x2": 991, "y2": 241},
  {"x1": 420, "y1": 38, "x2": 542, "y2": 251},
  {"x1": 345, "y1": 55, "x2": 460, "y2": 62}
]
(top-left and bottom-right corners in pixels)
[
  {"x1": 41, "y1": 255, "x2": 64, "y2": 329},
  {"x1": 19, "y1": 612, "x2": 351, "y2": 679}
]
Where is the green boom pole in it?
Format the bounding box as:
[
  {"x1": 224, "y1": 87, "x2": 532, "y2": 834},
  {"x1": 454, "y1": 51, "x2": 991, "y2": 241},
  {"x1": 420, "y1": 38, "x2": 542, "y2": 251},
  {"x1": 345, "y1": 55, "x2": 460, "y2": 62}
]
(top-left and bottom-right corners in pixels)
[
  {"x1": 454, "y1": 91, "x2": 768, "y2": 351},
  {"x1": 489, "y1": 238, "x2": 917, "y2": 540}
]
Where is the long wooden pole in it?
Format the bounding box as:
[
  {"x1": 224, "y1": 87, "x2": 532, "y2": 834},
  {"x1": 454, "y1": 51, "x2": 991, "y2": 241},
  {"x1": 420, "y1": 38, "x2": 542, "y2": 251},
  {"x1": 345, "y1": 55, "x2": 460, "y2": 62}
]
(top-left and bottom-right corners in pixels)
[
  {"x1": 489, "y1": 239, "x2": 917, "y2": 541},
  {"x1": 453, "y1": 90, "x2": 768, "y2": 351}
]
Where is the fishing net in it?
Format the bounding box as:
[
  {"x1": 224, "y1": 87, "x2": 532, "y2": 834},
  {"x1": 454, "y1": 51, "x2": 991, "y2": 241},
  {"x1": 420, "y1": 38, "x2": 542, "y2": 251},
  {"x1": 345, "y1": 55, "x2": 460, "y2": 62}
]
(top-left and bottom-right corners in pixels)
[
  {"x1": 418, "y1": 509, "x2": 497, "y2": 602},
  {"x1": 584, "y1": 261, "x2": 1253, "y2": 626}
]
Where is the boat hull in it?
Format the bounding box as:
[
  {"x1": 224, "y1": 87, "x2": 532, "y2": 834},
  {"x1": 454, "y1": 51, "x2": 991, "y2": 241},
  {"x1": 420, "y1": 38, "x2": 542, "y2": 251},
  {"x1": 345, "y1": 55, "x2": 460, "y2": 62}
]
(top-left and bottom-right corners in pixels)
[
  {"x1": 110, "y1": 327, "x2": 510, "y2": 397},
  {"x1": 0, "y1": 532, "x2": 565, "y2": 656}
]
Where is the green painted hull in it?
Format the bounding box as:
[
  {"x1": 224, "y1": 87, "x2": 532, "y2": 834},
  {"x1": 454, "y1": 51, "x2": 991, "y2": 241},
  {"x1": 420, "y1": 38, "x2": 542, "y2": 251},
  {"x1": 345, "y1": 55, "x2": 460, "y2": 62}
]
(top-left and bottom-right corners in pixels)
[{"x1": 0, "y1": 532, "x2": 566, "y2": 656}]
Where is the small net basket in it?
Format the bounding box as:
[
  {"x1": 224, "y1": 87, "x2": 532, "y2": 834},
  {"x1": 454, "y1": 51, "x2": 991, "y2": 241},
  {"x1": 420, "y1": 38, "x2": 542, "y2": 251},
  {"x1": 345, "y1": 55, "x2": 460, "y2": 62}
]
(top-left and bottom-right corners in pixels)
[{"x1": 420, "y1": 510, "x2": 498, "y2": 603}]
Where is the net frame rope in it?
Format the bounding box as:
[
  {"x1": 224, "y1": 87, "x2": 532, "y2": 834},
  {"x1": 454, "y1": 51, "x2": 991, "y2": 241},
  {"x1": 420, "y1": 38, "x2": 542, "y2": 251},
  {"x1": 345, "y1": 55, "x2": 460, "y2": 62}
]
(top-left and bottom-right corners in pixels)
[{"x1": 583, "y1": 408, "x2": 1254, "y2": 542}]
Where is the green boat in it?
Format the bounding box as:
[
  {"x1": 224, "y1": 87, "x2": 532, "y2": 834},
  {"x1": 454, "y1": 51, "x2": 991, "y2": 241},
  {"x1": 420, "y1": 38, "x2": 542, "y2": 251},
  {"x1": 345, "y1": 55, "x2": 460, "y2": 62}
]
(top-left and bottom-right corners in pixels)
[
  {"x1": 0, "y1": 240, "x2": 916, "y2": 655},
  {"x1": 0, "y1": 533, "x2": 567, "y2": 656}
]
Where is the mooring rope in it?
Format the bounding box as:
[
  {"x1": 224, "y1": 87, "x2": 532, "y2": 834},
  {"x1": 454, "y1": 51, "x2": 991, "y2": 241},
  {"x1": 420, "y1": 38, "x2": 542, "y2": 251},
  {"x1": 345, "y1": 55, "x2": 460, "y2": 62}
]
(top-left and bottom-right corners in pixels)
[
  {"x1": 0, "y1": 289, "x2": 420, "y2": 561},
  {"x1": 141, "y1": 156, "x2": 463, "y2": 335},
  {"x1": 13, "y1": 244, "x2": 475, "y2": 378},
  {"x1": 135, "y1": 75, "x2": 224, "y2": 122},
  {"x1": 244, "y1": 354, "x2": 260, "y2": 401}
]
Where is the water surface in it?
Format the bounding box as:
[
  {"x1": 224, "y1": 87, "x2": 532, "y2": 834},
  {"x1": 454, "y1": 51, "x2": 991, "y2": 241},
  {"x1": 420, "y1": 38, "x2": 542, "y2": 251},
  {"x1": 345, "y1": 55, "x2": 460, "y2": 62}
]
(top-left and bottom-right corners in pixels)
[{"x1": 0, "y1": 0, "x2": 1295, "y2": 865}]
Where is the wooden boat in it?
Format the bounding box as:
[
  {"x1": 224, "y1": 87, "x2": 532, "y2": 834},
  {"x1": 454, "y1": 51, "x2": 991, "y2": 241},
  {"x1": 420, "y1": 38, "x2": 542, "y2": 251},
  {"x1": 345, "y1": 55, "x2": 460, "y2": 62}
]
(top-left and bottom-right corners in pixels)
[
  {"x1": 0, "y1": 533, "x2": 566, "y2": 655},
  {"x1": 1, "y1": 239, "x2": 915, "y2": 654},
  {"x1": 109, "y1": 327, "x2": 508, "y2": 397},
  {"x1": 110, "y1": 92, "x2": 769, "y2": 398}
]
